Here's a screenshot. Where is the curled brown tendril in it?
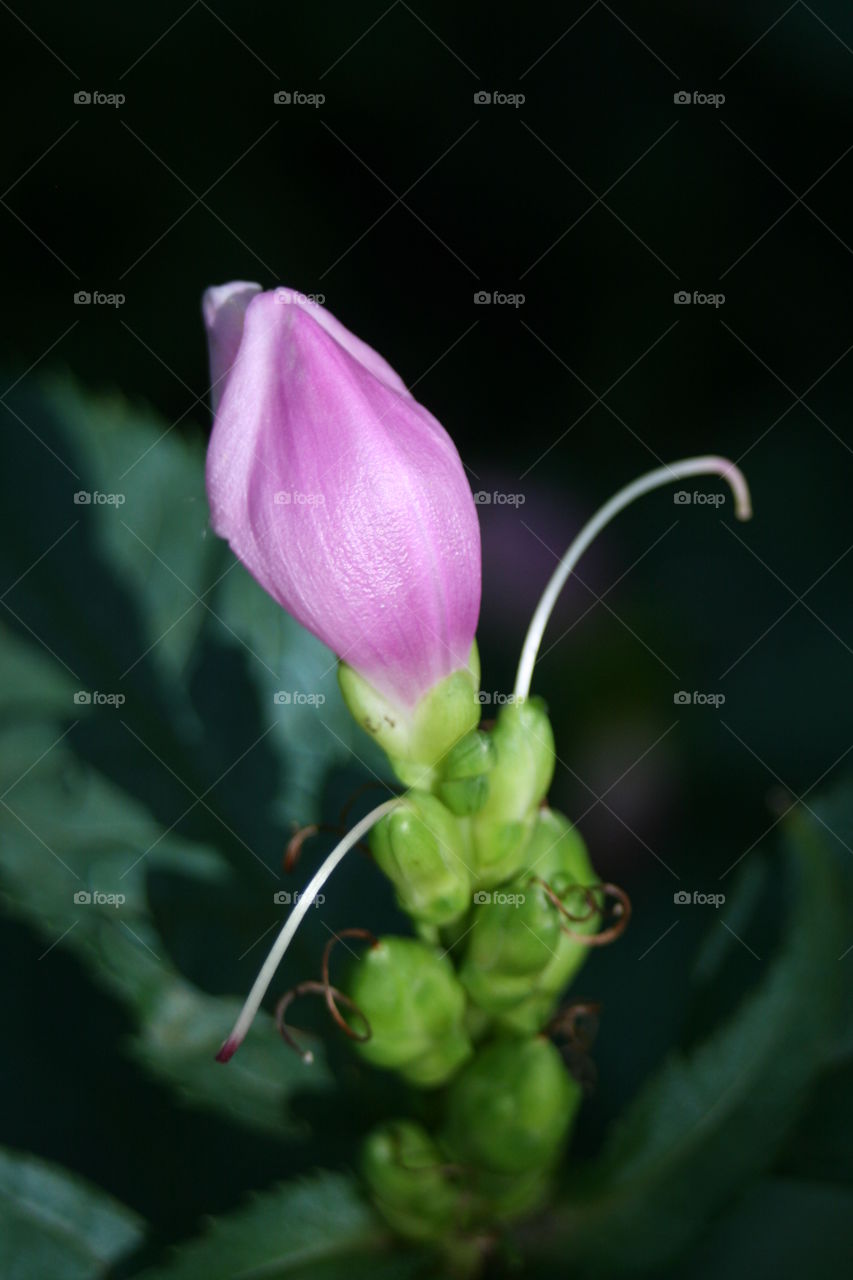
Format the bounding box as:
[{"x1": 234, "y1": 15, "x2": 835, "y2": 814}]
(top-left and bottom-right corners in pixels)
[
  {"x1": 275, "y1": 979, "x2": 371, "y2": 1063},
  {"x1": 529, "y1": 876, "x2": 600, "y2": 924},
  {"x1": 283, "y1": 822, "x2": 338, "y2": 873},
  {"x1": 338, "y1": 780, "x2": 397, "y2": 828},
  {"x1": 321, "y1": 928, "x2": 377, "y2": 1040},
  {"x1": 283, "y1": 815, "x2": 375, "y2": 875},
  {"x1": 533, "y1": 878, "x2": 632, "y2": 945},
  {"x1": 548, "y1": 1000, "x2": 603, "y2": 1094},
  {"x1": 548, "y1": 1000, "x2": 602, "y2": 1051}
]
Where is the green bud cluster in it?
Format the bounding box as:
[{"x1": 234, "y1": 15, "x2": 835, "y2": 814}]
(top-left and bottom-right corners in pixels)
[{"x1": 336, "y1": 662, "x2": 607, "y2": 1246}]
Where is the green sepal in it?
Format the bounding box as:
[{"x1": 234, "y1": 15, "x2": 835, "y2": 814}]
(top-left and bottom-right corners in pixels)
[
  {"x1": 346, "y1": 936, "x2": 472, "y2": 1088},
  {"x1": 338, "y1": 645, "x2": 481, "y2": 789}
]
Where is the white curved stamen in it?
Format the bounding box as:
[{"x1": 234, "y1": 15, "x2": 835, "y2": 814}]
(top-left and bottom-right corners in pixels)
[
  {"x1": 217, "y1": 798, "x2": 400, "y2": 1062},
  {"x1": 513, "y1": 456, "x2": 752, "y2": 703}
]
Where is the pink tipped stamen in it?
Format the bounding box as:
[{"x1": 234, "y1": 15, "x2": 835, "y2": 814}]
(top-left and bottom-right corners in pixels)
[
  {"x1": 514, "y1": 456, "x2": 752, "y2": 702},
  {"x1": 216, "y1": 798, "x2": 400, "y2": 1063}
]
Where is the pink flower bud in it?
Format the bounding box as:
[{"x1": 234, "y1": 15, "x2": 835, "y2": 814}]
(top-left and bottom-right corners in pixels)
[{"x1": 203, "y1": 284, "x2": 481, "y2": 709}]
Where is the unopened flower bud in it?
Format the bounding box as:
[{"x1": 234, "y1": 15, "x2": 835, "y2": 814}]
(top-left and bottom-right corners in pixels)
[
  {"x1": 469, "y1": 698, "x2": 555, "y2": 887},
  {"x1": 362, "y1": 1121, "x2": 459, "y2": 1241},
  {"x1": 444, "y1": 1036, "x2": 580, "y2": 1174},
  {"x1": 347, "y1": 936, "x2": 472, "y2": 1087},
  {"x1": 370, "y1": 791, "x2": 471, "y2": 926},
  {"x1": 435, "y1": 729, "x2": 497, "y2": 815}
]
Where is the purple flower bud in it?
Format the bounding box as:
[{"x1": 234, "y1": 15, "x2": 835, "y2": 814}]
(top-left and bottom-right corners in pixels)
[{"x1": 203, "y1": 284, "x2": 481, "y2": 710}]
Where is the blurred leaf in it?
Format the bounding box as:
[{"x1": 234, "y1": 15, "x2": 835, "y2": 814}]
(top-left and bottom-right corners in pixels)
[
  {"x1": 522, "y1": 799, "x2": 849, "y2": 1275},
  {"x1": 0, "y1": 1146, "x2": 143, "y2": 1279},
  {"x1": 136, "y1": 1172, "x2": 425, "y2": 1280},
  {"x1": 0, "y1": 378, "x2": 388, "y2": 1139},
  {"x1": 680, "y1": 1177, "x2": 853, "y2": 1276}
]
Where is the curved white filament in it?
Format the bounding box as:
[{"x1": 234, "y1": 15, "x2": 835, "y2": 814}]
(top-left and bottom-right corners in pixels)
[
  {"x1": 513, "y1": 456, "x2": 752, "y2": 703},
  {"x1": 217, "y1": 798, "x2": 400, "y2": 1062}
]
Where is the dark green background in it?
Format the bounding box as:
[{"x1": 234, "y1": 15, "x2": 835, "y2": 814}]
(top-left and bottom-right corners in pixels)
[{"x1": 1, "y1": 2, "x2": 852, "y2": 1276}]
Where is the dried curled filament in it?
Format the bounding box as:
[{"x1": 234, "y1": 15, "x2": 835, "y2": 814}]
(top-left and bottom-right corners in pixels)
[
  {"x1": 533, "y1": 877, "x2": 632, "y2": 945},
  {"x1": 321, "y1": 928, "x2": 377, "y2": 1040},
  {"x1": 549, "y1": 1000, "x2": 603, "y2": 1094},
  {"x1": 275, "y1": 979, "x2": 371, "y2": 1063},
  {"x1": 548, "y1": 1000, "x2": 602, "y2": 1052},
  {"x1": 284, "y1": 823, "x2": 337, "y2": 873},
  {"x1": 529, "y1": 876, "x2": 600, "y2": 924}
]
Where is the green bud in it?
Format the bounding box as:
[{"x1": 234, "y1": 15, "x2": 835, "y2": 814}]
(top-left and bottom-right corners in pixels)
[
  {"x1": 347, "y1": 936, "x2": 472, "y2": 1087},
  {"x1": 435, "y1": 729, "x2": 496, "y2": 816},
  {"x1": 338, "y1": 644, "x2": 481, "y2": 789},
  {"x1": 491, "y1": 810, "x2": 603, "y2": 1034},
  {"x1": 469, "y1": 698, "x2": 555, "y2": 887},
  {"x1": 458, "y1": 877, "x2": 562, "y2": 1014},
  {"x1": 370, "y1": 791, "x2": 471, "y2": 927},
  {"x1": 444, "y1": 1036, "x2": 580, "y2": 1174},
  {"x1": 362, "y1": 1121, "x2": 459, "y2": 1241}
]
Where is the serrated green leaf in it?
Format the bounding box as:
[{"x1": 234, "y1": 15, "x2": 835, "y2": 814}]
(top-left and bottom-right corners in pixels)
[
  {"x1": 521, "y1": 799, "x2": 849, "y2": 1275},
  {"x1": 136, "y1": 1172, "x2": 424, "y2": 1280},
  {"x1": 0, "y1": 378, "x2": 387, "y2": 1139},
  {"x1": 0, "y1": 1146, "x2": 143, "y2": 1280}
]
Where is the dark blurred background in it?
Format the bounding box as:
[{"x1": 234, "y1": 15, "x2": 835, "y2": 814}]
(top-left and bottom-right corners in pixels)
[{"x1": 1, "y1": 1, "x2": 852, "y2": 1276}]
